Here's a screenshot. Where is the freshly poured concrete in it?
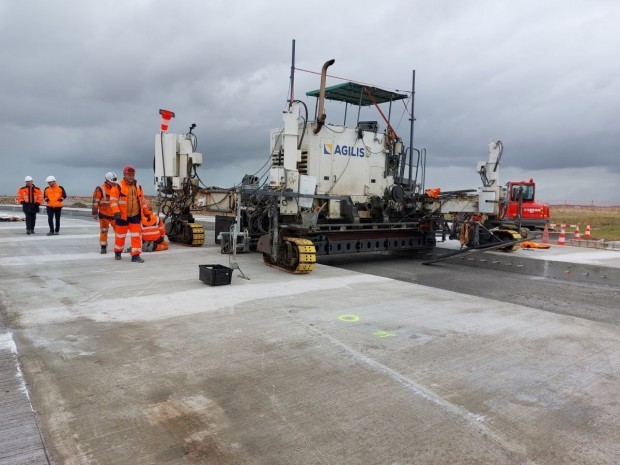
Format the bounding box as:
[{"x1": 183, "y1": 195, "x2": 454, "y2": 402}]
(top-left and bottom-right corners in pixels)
[{"x1": 1, "y1": 214, "x2": 618, "y2": 464}]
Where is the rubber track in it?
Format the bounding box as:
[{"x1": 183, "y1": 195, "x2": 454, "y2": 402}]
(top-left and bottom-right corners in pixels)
[
  {"x1": 187, "y1": 223, "x2": 205, "y2": 247},
  {"x1": 263, "y1": 237, "x2": 317, "y2": 274}
]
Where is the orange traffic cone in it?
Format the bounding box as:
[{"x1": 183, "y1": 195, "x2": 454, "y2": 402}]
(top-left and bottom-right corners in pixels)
[
  {"x1": 584, "y1": 223, "x2": 591, "y2": 239},
  {"x1": 541, "y1": 224, "x2": 550, "y2": 244},
  {"x1": 573, "y1": 225, "x2": 581, "y2": 240},
  {"x1": 557, "y1": 224, "x2": 566, "y2": 245}
]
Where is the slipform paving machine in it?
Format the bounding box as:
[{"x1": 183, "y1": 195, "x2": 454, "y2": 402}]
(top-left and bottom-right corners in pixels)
[
  {"x1": 154, "y1": 52, "x2": 522, "y2": 274},
  {"x1": 154, "y1": 117, "x2": 235, "y2": 247}
]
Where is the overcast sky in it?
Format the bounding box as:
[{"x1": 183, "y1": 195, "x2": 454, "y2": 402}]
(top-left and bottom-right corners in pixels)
[{"x1": 1, "y1": 0, "x2": 618, "y2": 204}]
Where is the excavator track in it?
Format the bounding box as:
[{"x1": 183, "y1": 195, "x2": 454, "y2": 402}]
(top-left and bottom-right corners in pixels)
[
  {"x1": 493, "y1": 229, "x2": 522, "y2": 252},
  {"x1": 263, "y1": 237, "x2": 316, "y2": 274}
]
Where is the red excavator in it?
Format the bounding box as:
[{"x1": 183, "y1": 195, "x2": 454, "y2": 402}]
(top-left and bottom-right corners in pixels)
[{"x1": 502, "y1": 179, "x2": 550, "y2": 230}]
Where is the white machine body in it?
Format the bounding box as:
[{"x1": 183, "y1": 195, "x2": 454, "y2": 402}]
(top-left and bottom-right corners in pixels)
[
  {"x1": 154, "y1": 133, "x2": 202, "y2": 190},
  {"x1": 269, "y1": 102, "x2": 398, "y2": 218},
  {"x1": 439, "y1": 140, "x2": 505, "y2": 216}
]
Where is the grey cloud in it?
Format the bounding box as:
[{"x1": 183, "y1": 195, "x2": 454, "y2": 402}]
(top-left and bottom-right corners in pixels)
[{"x1": 1, "y1": 0, "x2": 619, "y2": 203}]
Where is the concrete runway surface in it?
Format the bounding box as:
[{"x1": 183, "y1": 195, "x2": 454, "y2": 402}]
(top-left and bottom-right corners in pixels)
[{"x1": 1, "y1": 215, "x2": 619, "y2": 464}]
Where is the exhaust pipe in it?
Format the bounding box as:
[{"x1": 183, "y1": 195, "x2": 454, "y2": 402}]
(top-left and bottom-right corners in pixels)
[{"x1": 313, "y1": 59, "x2": 335, "y2": 134}]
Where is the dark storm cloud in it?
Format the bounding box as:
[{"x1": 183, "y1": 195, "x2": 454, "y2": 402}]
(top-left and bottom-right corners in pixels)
[{"x1": 1, "y1": 0, "x2": 618, "y2": 203}]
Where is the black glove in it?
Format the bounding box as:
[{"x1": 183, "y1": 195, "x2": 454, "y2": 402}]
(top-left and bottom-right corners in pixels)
[
  {"x1": 145, "y1": 214, "x2": 151, "y2": 222},
  {"x1": 113, "y1": 212, "x2": 121, "y2": 221},
  {"x1": 20, "y1": 201, "x2": 25, "y2": 205}
]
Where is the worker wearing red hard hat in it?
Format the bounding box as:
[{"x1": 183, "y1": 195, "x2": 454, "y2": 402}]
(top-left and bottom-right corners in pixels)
[
  {"x1": 109, "y1": 165, "x2": 149, "y2": 263},
  {"x1": 16, "y1": 176, "x2": 43, "y2": 235},
  {"x1": 92, "y1": 172, "x2": 119, "y2": 254},
  {"x1": 140, "y1": 208, "x2": 169, "y2": 252}
]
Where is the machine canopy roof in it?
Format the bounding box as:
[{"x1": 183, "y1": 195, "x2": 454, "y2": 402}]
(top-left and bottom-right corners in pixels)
[{"x1": 306, "y1": 82, "x2": 408, "y2": 106}]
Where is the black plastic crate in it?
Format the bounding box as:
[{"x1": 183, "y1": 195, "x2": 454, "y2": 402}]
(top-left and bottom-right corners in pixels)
[{"x1": 199, "y1": 264, "x2": 233, "y2": 286}]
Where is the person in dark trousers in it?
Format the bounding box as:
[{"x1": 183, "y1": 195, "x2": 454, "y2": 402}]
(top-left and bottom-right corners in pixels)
[
  {"x1": 16, "y1": 176, "x2": 43, "y2": 235},
  {"x1": 43, "y1": 175, "x2": 67, "y2": 235}
]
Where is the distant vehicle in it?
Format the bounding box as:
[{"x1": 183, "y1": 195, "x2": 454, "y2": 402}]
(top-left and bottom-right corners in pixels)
[{"x1": 502, "y1": 179, "x2": 550, "y2": 230}]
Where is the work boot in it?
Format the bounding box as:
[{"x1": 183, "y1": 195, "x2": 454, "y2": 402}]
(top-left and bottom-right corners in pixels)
[
  {"x1": 100, "y1": 246, "x2": 107, "y2": 254},
  {"x1": 47, "y1": 231, "x2": 54, "y2": 236},
  {"x1": 26, "y1": 229, "x2": 31, "y2": 235},
  {"x1": 115, "y1": 252, "x2": 122, "y2": 260},
  {"x1": 54, "y1": 231, "x2": 59, "y2": 235},
  {"x1": 131, "y1": 255, "x2": 144, "y2": 263},
  {"x1": 31, "y1": 229, "x2": 35, "y2": 234}
]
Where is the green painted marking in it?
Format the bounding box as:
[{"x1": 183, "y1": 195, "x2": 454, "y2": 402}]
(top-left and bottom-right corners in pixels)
[
  {"x1": 338, "y1": 314, "x2": 360, "y2": 322},
  {"x1": 373, "y1": 330, "x2": 395, "y2": 338}
]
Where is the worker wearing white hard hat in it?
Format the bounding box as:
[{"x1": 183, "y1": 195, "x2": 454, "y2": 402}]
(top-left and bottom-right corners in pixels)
[
  {"x1": 16, "y1": 176, "x2": 43, "y2": 234},
  {"x1": 43, "y1": 176, "x2": 67, "y2": 236},
  {"x1": 92, "y1": 172, "x2": 119, "y2": 254}
]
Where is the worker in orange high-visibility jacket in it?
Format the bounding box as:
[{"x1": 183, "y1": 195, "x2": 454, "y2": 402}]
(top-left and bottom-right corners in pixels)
[
  {"x1": 109, "y1": 165, "x2": 149, "y2": 263},
  {"x1": 16, "y1": 176, "x2": 43, "y2": 235},
  {"x1": 140, "y1": 209, "x2": 169, "y2": 252},
  {"x1": 43, "y1": 176, "x2": 67, "y2": 235},
  {"x1": 92, "y1": 172, "x2": 119, "y2": 254}
]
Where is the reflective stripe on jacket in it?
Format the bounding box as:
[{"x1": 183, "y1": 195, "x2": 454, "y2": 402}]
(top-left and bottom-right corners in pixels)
[
  {"x1": 109, "y1": 179, "x2": 147, "y2": 220},
  {"x1": 142, "y1": 217, "x2": 165, "y2": 241},
  {"x1": 44, "y1": 184, "x2": 66, "y2": 207},
  {"x1": 16, "y1": 185, "x2": 43, "y2": 205},
  {"x1": 92, "y1": 182, "x2": 117, "y2": 217}
]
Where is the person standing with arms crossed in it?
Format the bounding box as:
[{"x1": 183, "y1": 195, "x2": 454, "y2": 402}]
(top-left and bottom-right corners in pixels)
[
  {"x1": 43, "y1": 176, "x2": 67, "y2": 235},
  {"x1": 92, "y1": 172, "x2": 119, "y2": 254},
  {"x1": 16, "y1": 176, "x2": 43, "y2": 235},
  {"x1": 109, "y1": 165, "x2": 149, "y2": 263}
]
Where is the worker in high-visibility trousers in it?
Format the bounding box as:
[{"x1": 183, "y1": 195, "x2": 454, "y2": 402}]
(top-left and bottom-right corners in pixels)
[
  {"x1": 141, "y1": 209, "x2": 169, "y2": 252},
  {"x1": 109, "y1": 165, "x2": 149, "y2": 263},
  {"x1": 91, "y1": 172, "x2": 119, "y2": 254}
]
